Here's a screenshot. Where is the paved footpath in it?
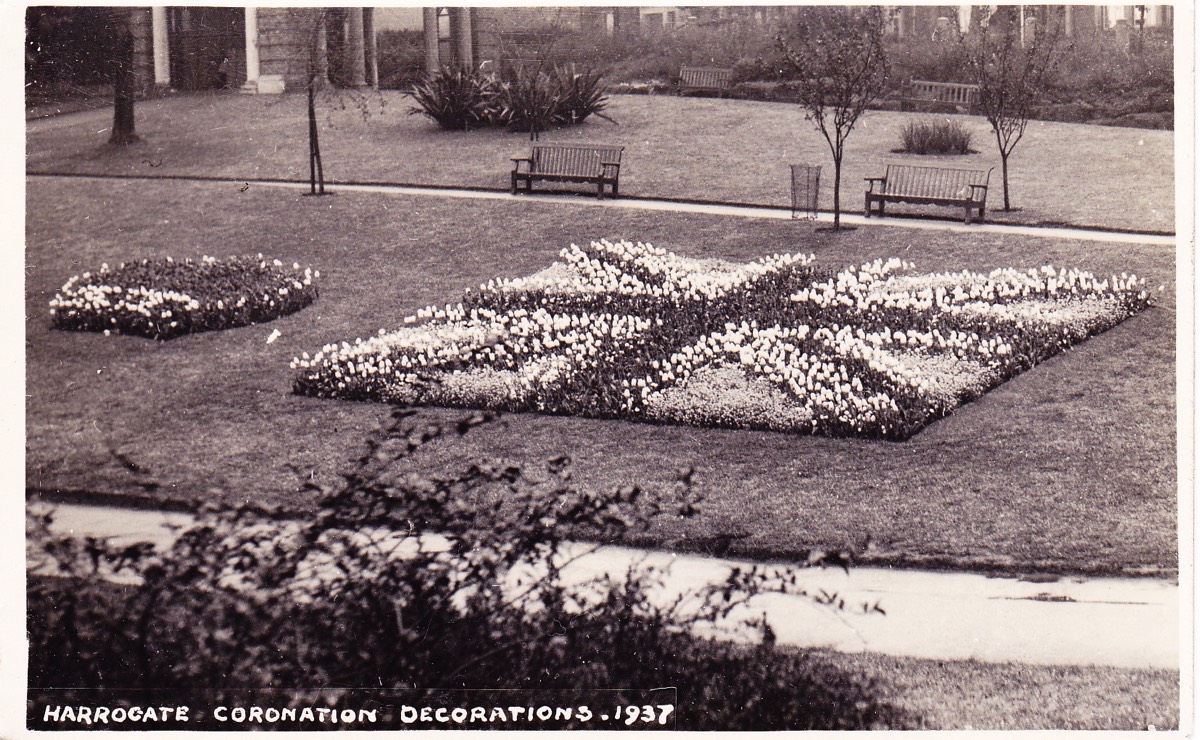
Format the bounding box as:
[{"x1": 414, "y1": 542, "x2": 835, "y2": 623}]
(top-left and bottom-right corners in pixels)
[
  {"x1": 31, "y1": 500, "x2": 1179, "y2": 671},
  {"x1": 27, "y1": 173, "x2": 1177, "y2": 247}
]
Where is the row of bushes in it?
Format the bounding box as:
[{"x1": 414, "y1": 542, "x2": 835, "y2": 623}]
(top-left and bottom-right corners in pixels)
[
  {"x1": 409, "y1": 65, "x2": 613, "y2": 134},
  {"x1": 452, "y1": 17, "x2": 1172, "y2": 129}
]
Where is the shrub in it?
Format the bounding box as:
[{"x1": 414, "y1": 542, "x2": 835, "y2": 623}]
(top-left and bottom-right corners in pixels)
[
  {"x1": 27, "y1": 409, "x2": 908, "y2": 730},
  {"x1": 49, "y1": 255, "x2": 319, "y2": 340},
  {"x1": 551, "y1": 66, "x2": 615, "y2": 126},
  {"x1": 411, "y1": 64, "x2": 614, "y2": 135},
  {"x1": 407, "y1": 66, "x2": 499, "y2": 130},
  {"x1": 494, "y1": 65, "x2": 562, "y2": 138},
  {"x1": 899, "y1": 118, "x2": 974, "y2": 154}
]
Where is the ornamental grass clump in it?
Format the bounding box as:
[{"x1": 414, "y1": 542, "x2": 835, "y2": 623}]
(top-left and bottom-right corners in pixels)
[
  {"x1": 50, "y1": 254, "x2": 319, "y2": 340},
  {"x1": 899, "y1": 118, "x2": 974, "y2": 155},
  {"x1": 293, "y1": 240, "x2": 1151, "y2": 441}
]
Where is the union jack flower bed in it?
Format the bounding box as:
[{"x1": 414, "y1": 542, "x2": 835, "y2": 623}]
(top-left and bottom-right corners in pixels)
[
  {"x1": 51, "y1": 255, "x2": 319, "y2": 340},
  {"x1": 293, "y1": 240, "x2": 1150, "y2": 440}
]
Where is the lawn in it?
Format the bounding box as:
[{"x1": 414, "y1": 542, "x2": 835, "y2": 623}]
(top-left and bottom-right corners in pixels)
[
  {"x1": 840, "y1": 652, "x2": 1179, "y2": 730},
  {"x1": 25, "y1": 176, "x2": 1177, "y2": 575},
  {"x1": 24, "y1": 90, "x2": 1175, "y2": 234}
]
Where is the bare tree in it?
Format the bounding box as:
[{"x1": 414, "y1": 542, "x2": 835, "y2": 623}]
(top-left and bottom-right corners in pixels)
[
  {"x1": 108, "y1": 7, "x2": 139, "y2": 145},
  {"x1": 778, "y1": 7, "x2": 888, "y2": 231},
  {"x1": 964, "y1": 7, "x2": 1066, "y2": 211},
  {"x1": 298, "y1": 8, "x2": 381, "y2": 196},
  {"x1": 303, "y1": 9, "x2": 331, "y2": 195}
]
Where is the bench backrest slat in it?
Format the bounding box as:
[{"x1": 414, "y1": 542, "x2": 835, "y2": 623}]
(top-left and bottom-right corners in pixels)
[
  {"x1": 908, "y1": 80, "x2": 980, "y2": 105},
  {"x1": 680, "y1": 66, "x2": 732, "y2": 89},
  {"x1": 530, "y1": 144, "x2": 623, "y2": 177},
  {"x1": 884, "y1": 164, "x2": 990, "y2": 198}
]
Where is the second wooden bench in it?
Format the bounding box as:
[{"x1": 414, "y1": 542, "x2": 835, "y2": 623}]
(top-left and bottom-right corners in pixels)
[
  {"x1": 865, "y1": 164, "x2": 993, "y2": 224},
  {"x1": 679, "y1": 66, "x2": 732, "y2": 97},
  {"x1": 901, "y1": 80, "x2": 980, "y2": 113}
]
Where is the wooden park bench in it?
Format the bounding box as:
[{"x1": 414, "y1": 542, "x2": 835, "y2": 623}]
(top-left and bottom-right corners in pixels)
[
  {"x1": 901, "y1": 80, "x2": 980, "y2": 113},
  {"x1": 864, "y1": 164, "x2": 993, "y2": 224},
  {"x1": 511, "y1": 143, "x2": 624, "y2": 199},
  {"x1": 679, "y1": 66, "x2": 733, "y2": 97}
]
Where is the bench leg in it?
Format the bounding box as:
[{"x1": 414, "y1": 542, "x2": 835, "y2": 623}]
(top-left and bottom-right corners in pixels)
[
  {"x1": 511, "y1": 172, "x2": 518, "y2": 195},
  {"x1": 964, "y1": 203, "x2": 972, "y2": 225},
  {"x1": 864, "y1": 194, "x2": 872, "y2": 218},
  {"x1": 597, "y1": 180, "x2": 604, "y2": 199},
  {"x1": 612, "y1": 180, "x2": 619, "y2": 199},
  {"x1": 978, "y1": 204, "x2": 986, "y2": 223}
]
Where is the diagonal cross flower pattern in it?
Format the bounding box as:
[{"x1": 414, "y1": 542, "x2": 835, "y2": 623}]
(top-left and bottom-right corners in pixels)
[{"x1": 293, "y1": 240, "x2": 1151, "y2": 440}]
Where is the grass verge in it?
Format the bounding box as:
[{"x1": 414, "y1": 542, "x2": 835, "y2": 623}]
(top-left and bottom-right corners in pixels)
[
  {"x1": 25, "y1": 176, "x2": 1177, "y2": 575},
  {"x1": 24, "y1": 91, "x2": 1174, "y2": 233},
  {"x1": 838, "y1": 650, "x2": 1178, "y2": 730}
]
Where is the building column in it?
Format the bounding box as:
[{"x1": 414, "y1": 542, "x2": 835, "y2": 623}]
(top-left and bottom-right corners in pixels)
[
  {"x1": 450, "y1": 8, "x2": 473, "y2": 70},
  {"x1": 364, "y1": 8, "x2": 378, "y2": 88},
  {"x1": 241, "y1": 7, "x2": 260, "y2": 93},
  {"x1": 423, "y1": 7, "x2": 439, "y2": 74},
  {"x1": 151, "y1": 7, "x2": 170, "y2": 87},
  {"x1": 346, "y1": 7, "x2": 367, "y2": 88}
]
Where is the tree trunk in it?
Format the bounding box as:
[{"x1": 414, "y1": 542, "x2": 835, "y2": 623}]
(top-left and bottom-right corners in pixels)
[
  {"x1": 307, "y1": 83, "x2": 325, "y2": 195},
  {"x1": 109, "y1": 9, "x2": 139, "y2": 146},
  {"x1": 832, "y1": 157, "x2": 842, "y2": 230},
  {"x1": 1000, "y1": 151, "x2": 1011, "y2": 210}
]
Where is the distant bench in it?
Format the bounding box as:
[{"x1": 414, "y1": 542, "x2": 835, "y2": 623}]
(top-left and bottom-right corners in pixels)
[
  {"x1": 865, "y1": 164, "x2": 993, "y2": 224},
  {"x1": 679, "y1": 66, "x2": 732, "y2": 97},
  {"x1": 511, "y1": 143, "x2": 624, "y2": 199},
  {"x1": 901, "y1": 80, "x2": 980, "y2": 113}
]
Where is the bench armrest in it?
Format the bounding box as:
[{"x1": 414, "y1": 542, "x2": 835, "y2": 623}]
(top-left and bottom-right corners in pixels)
[
  {"x1": 511, "y1": 156, "x2": 532, "y2": 173},
  {"x1": 969, "y1": 183, "x2": 989, "y2": 193},
  {"x1": 865, "y1": 176, "x2": 886, "y2": 193},
  {"x1": 600, "y1": 161, "x2": 621, "y2": 175}
]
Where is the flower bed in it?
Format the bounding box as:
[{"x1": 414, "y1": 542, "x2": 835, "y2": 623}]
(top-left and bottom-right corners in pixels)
[
  {"x1": 293, "y1": 240, "x2": 1150, "y2": 440},
  {"x1": 51, "y1": 255, "x2": 319, "y2": 340}
]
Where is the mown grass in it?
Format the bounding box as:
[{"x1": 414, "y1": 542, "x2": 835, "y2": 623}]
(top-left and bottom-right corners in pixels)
[
  {"x1": 24, "y1": 90, "x2": 1174, "y2": 233},
  {"x1": 25, "y1": 176, "x2": 1176, "y2": 574},
  {"x1": 838, "y1": 651, "x2": 1179, "y2": 730}
]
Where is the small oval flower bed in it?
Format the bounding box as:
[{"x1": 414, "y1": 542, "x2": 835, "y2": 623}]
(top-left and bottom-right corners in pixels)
[
  {"x1": 293, "y1": 240, "x2": 1150, "y2": 440},
  {"x1": 51, "y1": 255, "x2": 320, "y2": 340}
]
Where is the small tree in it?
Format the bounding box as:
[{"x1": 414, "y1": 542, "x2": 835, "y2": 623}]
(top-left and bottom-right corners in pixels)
[
  {"x1": 964, "y1": 7, "x2": 1066, "y2": 211},
  {"x1": 779, "y1": 7, "x2": 888, "y2": 231},
  {"x1": 108, "y1": 7, "x2": 139, "y2": 146},
  {"x1": 297, "y1": 9, "x2": 382, "y2": 196},
  {"x1": 303, "y1": 10, "x2": 331, "y2": 195}
]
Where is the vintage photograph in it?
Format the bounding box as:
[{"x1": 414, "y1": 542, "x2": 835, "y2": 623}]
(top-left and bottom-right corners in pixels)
[{"x1": 19, "y1": 2, "x2": 1187, "y2": 732}]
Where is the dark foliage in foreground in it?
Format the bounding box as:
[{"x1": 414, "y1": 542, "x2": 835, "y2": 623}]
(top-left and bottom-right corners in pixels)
[
  {"x1": 28, "y1": 410, "x2": 908, "y2": 730},
  {"x1": 49, "y1": 255, "x2": 319, "y2": 340}
]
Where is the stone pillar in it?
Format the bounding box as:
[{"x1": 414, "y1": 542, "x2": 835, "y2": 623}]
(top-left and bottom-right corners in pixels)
[
  {"x1": 346, "y1": 7, "x2": 367, "y2": 88},
  {"x1": 151, "y1": 7, "x2": 170, "y2": 87},
  {"x1": 451, "y1": 8, "x2": 473, "y2": 71},
  {"x1": 241, "y1": 7, "x2": 260, "y2": 93},
  {"x1": 364, "y1": 8, "x2": 378, "y2": 88},
  {"x1": 424, "y1": 7, "x2": 439, "y2": 74}
]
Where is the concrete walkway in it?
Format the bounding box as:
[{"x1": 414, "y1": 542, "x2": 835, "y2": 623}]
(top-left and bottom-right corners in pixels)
[
  {"x1": 27, "y1": 173, "x2": 1177, "y2": 247},
  {"x1": 30, "y1": 500, "x2": 1179, "y2": 671}
]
